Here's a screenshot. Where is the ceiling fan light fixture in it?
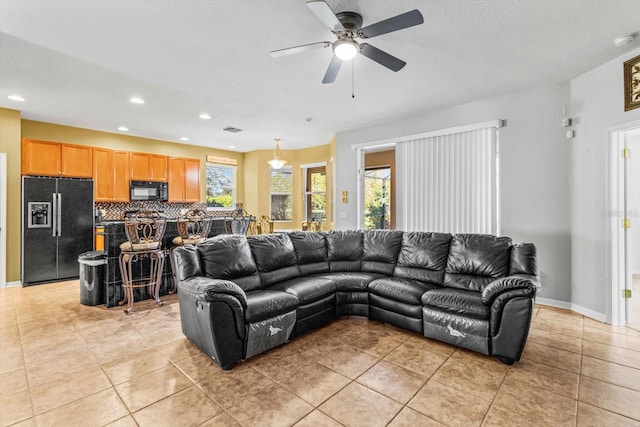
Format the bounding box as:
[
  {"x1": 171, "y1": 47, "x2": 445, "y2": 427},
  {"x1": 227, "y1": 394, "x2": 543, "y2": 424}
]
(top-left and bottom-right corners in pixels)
[
  {"x1": 268, "y1": 138, "x2": 287, "y2": 170},
  {"x1": 333, "y1": 39, "x2": 359, "y2": 61}
]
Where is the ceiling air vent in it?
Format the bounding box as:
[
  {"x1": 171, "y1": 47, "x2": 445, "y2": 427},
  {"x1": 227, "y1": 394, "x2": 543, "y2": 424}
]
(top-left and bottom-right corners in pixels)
[{"x1": 222, "y1": 126, "x2": 243, "y2": 133}]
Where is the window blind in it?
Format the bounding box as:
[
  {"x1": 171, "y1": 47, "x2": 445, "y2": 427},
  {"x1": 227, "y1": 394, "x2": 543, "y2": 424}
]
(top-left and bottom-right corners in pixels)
[{"x1": 396, "y1": 124, "x2": 498, "y2": 234}]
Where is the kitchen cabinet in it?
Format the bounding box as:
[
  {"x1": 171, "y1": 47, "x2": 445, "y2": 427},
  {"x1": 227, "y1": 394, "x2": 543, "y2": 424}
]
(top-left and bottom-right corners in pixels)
[
  {"x1": 95, "y1": 226, "x2": 105, "y2": 251},
  {"x1": 130, "y1": 152, "x2": 167, "y2": 181},
  {"x1": 168, "y1": 157, "x2": 201, "y2": 202},
  {"x1": 22, "y1": 139, "x2": 93, "y2": 178},
  {"x1": 93, "y1": 148, "x2": 130, "y2": 202}
]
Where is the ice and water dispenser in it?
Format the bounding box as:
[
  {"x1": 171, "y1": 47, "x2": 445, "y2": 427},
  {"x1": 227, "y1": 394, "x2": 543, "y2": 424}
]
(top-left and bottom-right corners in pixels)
[{"x1": 28, "y1": 202, "x2": 51, "y2": 228}]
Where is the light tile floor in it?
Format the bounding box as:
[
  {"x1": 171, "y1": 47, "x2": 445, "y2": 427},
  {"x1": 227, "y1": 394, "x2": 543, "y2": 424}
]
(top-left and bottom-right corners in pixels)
[{"x1": 1, "y1": 280, "x2": 640, "y2": 427}]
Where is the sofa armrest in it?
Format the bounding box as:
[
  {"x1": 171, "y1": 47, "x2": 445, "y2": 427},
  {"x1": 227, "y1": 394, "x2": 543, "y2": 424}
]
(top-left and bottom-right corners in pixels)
[
  {"x1": 481, "y1": 275, "x2": 538, "y2": 305},
  {"x1": 178, "y1": 276, "x2": 247, "y2": 308}
]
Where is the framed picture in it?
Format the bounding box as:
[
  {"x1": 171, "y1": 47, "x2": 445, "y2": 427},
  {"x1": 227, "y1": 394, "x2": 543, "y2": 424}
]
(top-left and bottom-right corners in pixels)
[{"x1": 624, "y1": 54, "x2": 640, "y2": 111}]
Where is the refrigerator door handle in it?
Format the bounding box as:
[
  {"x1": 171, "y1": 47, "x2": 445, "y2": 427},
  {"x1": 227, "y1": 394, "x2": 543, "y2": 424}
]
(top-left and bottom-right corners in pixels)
[
  {"x1": 57, "y1": 193, "x2": 62, "y2": 236},
  {"x1": 52, "y1": 193, "x2": 57, "y2": 237}
]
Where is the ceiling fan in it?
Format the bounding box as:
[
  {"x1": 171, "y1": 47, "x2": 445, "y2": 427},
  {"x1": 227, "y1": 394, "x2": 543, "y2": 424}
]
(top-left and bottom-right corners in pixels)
[{"x1": 271, "y1": 0, "x2": 424, "y2": 84}]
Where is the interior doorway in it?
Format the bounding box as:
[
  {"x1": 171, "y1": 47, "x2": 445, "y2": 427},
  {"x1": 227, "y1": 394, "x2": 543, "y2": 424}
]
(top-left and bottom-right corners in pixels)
[{"x1": 609, "y1": 121, "x2": 640, "y2": 328}]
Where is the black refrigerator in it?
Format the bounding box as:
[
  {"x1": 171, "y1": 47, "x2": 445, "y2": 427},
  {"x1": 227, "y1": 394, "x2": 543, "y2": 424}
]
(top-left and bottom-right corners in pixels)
[{"x1": 22, "y1": 176, "x2": 94, "y2": 285}]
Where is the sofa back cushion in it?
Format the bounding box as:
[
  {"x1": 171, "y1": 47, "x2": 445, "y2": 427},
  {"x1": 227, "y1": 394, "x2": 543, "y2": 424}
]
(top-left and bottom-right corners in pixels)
[
  {"x1": 248, "y1": 233, "x2": 300, "y2": 287},
  {"x1": 326, "y1": 230, "x2": 363, "y2": 272},
  {"x1": 198, "y1": 235, "x2": 261, "y2": 291},
  {"x1": 510, "y1": 242, "x2": 537, "y2": 276},
  {"x1": 289, "y1": 232, "x2": 329, "y2": 276},
  {"x1": 394, "y1": 232, "x2": 452, "y2": 285},
  {"x1": 444, "y1": 234, "x2": 512, "y2": 291},
  {"x1": 363, "y1": 230, "x2": 403, "y2": 275}
]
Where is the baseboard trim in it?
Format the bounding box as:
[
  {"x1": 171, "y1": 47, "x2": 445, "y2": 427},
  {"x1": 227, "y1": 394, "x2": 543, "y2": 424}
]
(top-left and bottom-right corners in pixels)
[
  {"x1": 4, "y1": 280, "x2": 22, "y2": 288},
  {"x1": 536, "y1": 297, "x2": 607, "y2": 322}
]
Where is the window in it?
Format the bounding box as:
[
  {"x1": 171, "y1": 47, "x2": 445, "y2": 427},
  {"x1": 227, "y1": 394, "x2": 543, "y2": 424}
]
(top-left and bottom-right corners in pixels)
[
  {"x1": 270, "y1": 166, "x2": 292, "y2": 221},
  {"x1": 364, "y1": 167, "x2": 391, "y2": 229},
  {"x1": 303, "y1": 165, "x2": 326, "y2": 222},
  {"x1": 206, "y1": 164, "x2": 235, "y2": 209}
]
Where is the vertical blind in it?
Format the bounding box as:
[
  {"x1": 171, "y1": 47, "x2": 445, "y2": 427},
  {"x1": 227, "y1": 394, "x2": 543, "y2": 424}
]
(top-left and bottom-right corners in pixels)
[{"x1": 396, "y1": 124, "x2": 498, "y2": 234}]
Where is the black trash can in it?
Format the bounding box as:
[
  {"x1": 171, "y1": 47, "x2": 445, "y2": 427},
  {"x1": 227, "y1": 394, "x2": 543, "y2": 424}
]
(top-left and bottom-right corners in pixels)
[{"x1": 79, "y1": 251, "x2": 107, "y2": 306}]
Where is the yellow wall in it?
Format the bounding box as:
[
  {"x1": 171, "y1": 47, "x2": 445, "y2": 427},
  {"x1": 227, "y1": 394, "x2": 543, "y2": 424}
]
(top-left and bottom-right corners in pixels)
[
  {"x1": 244, "y1": 144, "x2": 333, "y2": 231},
  {"x1": 21, "y1": 119, "x2": 245, "y2": 203},
  {"x1": 1, "y1": 108, "x2": 22, "y2": 283}
]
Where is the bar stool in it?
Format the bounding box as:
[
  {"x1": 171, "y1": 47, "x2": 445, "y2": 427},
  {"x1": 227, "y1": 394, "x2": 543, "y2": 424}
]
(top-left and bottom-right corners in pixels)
[
  {"x1": 118, "y1": 211, "x2": 167, "y2": 314},
  {"x1": 256, "y1": 215, "x2": 274, "y2": 234},
  {"x1": 168, "y1": 209, "x2": 211, "y2": 293}
]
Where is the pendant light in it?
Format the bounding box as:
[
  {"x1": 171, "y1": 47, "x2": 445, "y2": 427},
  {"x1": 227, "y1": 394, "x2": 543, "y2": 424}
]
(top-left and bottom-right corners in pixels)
[{"x1": 267, "y1": 138, "x2": 287, "y2": 170}]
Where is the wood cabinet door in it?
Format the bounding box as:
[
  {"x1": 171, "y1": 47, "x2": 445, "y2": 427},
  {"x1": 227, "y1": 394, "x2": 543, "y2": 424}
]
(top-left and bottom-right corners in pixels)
[
  {"x1": 184, "y1": 158, "x2": 201, "y2": 202},
  {"x1": 21, "y1": 139, "x2": 61, "y2": 176},
  {"x1": 168, "y1": 158, "x2": 185, "y2": 202},
  {"x1": 113, "y1": 151, "x2": 130, "y2": 202},
  {"x1": 93, "y1": 148, "x2": 114, "y2": 201},
  {"x1": 149, "y1": 154, "x2": 168, "y2": 181},
  {"x1": 61, "y1": 144, "x2": 93, "y2": 177},
  {"x1": 129, "y1": 152, "x2": 150, "y2": 181}
]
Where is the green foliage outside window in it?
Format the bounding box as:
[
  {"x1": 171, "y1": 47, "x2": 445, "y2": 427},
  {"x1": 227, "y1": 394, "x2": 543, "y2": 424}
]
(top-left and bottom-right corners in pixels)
[
  {"x1": 207, "y1": 165, "x2": 235, "y2": 208},
  {"x1": 364, "y1": 168, "x2": 391, "y2": 229}
]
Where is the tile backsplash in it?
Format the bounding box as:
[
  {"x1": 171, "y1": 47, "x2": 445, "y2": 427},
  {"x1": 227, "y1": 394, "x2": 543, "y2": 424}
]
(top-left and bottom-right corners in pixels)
[{"x1": 95, "y1": 201, "x2": 234, "y2": 220}]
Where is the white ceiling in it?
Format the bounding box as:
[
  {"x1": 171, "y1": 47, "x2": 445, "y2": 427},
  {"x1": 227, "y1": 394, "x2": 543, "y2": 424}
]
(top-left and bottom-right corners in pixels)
[{"x1": 1, "y1": 0, "x2": 639, "y2": 152}]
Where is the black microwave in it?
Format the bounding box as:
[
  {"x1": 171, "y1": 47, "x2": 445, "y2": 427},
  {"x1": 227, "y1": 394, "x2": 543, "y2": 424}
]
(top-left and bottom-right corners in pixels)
[{"x1": 130, "y1": 180, "x2": 168, "y2": 201}]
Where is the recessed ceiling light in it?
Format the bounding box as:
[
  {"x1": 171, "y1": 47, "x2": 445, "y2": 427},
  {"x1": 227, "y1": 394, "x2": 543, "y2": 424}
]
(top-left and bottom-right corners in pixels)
[
  {"x1": 180, "y1": 137, "x2": 189, "y2": 141},
  {"x1": 228, "y1": 145, "x2": 236, "y2": 149},
  {"x1": 199, "y1": 113, "x2": 212, "y2": 120},
  {"x1": 117, "y1": 126, "x2": 129, "y2": 131},
  {"x1": 129, "y1": 97, "x2": 145, "y2": 104},
  {"x1": 7, "y1": 94, "x2": 25, "y2": 102}
]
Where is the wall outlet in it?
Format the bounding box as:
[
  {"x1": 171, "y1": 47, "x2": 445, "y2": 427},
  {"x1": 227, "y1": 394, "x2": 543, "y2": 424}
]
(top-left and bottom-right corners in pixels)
[
  {"x1": 566, "y1": 130, "x2": 575, "y2": 139},
  {"x1": 562, "y1": 118, "x2": 572, "y2": 127},
  {"x1": 339, "y1": 212, "x2": 347, "y2": 220}
]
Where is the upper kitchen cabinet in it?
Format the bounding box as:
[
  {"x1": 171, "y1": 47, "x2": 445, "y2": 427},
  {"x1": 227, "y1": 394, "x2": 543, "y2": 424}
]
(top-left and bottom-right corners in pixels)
[
  {"x1": 93, "y1": 148, "x2": 130, "y2": 202},
  {"x1": 168, "y1": 157, "x2": 201, "y2": 202},
  {"x1": 21, "y1": 139, "x2": 92, "y2": 178},
  {"x1": 130, "y1": 152, "x2": 167, "y2": 181}
]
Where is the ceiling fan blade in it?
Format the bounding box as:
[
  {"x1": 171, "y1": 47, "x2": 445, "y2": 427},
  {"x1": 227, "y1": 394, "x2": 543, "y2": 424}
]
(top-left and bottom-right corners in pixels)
[
  {"x1": 322, "y1": 55, "x2": 342, "y2": 84},
  {"x1": 359, "y1": 43, "x2": 406, "y2": 72},
  {"x1": 306, "y1": 0, "x2": 345, "y2": 32},
  {"x1": 358, "y1": 9, "x2": 424, "y2": 39},
  {"x1": 270, "y1": 41, "x2": 331, "y2": 57}
]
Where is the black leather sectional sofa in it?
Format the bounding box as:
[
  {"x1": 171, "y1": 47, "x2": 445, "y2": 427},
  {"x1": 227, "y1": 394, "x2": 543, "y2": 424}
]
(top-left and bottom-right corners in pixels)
[{"x1": 172, "y1": 230, "x2": 538, "y2": 370}]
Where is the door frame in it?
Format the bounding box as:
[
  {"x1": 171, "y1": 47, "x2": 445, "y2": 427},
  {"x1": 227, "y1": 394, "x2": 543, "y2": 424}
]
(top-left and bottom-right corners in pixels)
[{"x1": 607, "y1": 119, "x2": 640, "y2": 325}]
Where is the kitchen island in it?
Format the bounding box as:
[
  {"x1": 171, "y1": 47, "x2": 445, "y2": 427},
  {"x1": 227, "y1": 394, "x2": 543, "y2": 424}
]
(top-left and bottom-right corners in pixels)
[{"x1": 101, "y1": 218, "x2": 226, "y2": 307}]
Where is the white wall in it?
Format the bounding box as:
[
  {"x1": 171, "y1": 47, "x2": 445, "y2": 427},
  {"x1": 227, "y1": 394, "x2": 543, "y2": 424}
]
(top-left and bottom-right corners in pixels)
[
  {"x1": 336, "y1": 83, "x2": 572, "y2": 303},
  {"x1": 570, "y1": 47, "x2": 640, "y2": 318}
]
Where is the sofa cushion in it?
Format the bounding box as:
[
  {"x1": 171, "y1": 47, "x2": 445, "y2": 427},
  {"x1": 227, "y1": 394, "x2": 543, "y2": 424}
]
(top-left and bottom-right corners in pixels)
[
  {"x1": 198, "y1": 235, "x2": 261, "y2": 291},
  {"x1": 269, "y1": 276, "x2": 337, "y2": 304},
  {"x1": 244, "y1": 290, "x2": 299, "y2": 323},
  {"x1": 444, "y1": 234, "x2": 512, "y2": 291},
  {"x1": 394, "y1": 232, "x2": 452, "y2": 285},
  {"x1": 421, "y1": 288, "x2": 489, "y2": 320},
  {"x1": 326, "y1": 230, "x2": 363, "y2": 272},
  {"x1": 510, "y1": 243, "x2": 537, "y2": 276},
  {"x1": 248, "y1": 234, "x2": 300, "y2": 287},
  {"x1": 363, "y1": 230, "x2": 403, "y2": 275},
  {"x1": 369, "y1": 277, "x2": 438, "y2": 305},
  {"x1": 289, "y1": 231, "x2": 329, "y2": 275},
  {"x1": 319, "y1": 272, "x2": 382, "y2": 291}
]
